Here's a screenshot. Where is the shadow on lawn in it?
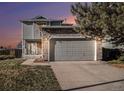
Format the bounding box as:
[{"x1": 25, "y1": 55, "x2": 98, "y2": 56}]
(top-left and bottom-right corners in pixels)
[{"x1": 64, "y1": 79, "x2": 124, "y2": 91}]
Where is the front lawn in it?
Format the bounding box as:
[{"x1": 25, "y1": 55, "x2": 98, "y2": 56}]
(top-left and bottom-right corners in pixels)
[{"x1": 0, "y1": 59, "x2": 61, "y2": 91}]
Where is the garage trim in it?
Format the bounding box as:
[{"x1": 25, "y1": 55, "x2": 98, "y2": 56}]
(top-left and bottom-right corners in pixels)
[{"x1": 94, "y1": 40, "x2": 97, "y2": 61}]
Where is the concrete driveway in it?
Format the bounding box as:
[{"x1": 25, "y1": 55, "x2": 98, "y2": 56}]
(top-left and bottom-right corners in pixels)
[{"x1": 50, "y1": 61, "x2": 124, "y2": 91}]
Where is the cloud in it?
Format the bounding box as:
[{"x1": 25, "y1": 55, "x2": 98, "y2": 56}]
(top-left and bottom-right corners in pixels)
[{"x1": 66, "y1": 16, "x2": 76, "y2": 24}]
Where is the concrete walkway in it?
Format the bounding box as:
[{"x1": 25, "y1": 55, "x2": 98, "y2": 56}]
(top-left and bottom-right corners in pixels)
[
  {"x1": 22, "y1": 59, "x2": 50, "y2": 66},
  {"x1": 50, "y1": 61, "x2": 124, "y2": 91}
]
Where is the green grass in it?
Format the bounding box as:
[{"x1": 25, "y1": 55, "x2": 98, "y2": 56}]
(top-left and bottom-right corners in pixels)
[
  {"x1": 108, "y1": 55, "x2": 124, "y2": 64},
  {"x1": 0, "y1": 59, "x2": 61, "y2": 91},
  {"x1": 108, "y1": 60, "x2": 124, "y2": 64}
]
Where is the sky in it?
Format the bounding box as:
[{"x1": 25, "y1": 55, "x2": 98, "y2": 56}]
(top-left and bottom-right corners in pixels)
[{"x1": 0, "y1": 2, "x2": 77, "y2": 48}]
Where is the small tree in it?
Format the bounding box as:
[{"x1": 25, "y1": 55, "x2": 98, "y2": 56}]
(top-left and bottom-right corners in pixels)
[
  {"x1": 71, "y1": 2, "x2": 124, "y2": 46},
  {"x1": 0, "y1": 46, "x2": 4, "y2": 49}
]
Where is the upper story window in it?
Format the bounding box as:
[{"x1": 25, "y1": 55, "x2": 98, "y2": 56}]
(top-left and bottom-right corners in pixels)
[
  {"x1": 41, "y1": 22, "x2": 47, "y2": 26},
  {"x1": 50, "y1": 21, "x2": 62, "y2": 26},
  {"x1": 35, "y1": 21, "x2": 47, "y2": 26}
]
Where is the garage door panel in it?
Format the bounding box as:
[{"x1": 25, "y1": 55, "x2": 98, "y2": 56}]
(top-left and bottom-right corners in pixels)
[{"x1": 55, "y1": 40, "x2": 95, "y2": 61}]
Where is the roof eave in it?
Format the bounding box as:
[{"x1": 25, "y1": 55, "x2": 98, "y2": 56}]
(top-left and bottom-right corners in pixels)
[{"x1": 42, "y1": 25, "x2": 78, "y2": 29}]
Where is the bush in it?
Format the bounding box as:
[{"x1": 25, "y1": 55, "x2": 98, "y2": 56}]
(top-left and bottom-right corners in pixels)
[
  {"x1": 108, "y1": 55, "x2": 124, "y2": 64},
  {"x1": 0, "y1": 50, "x2": 10, "y2": 55},
  {"x1": 118, "y1": 55, "x2": 124, "y2": 61},
  {"x1": 108, "y1": 51, "x2": 124, "y2": 64},
  {"x1": 0, "y1": 55, "x2": 15, "y2": 60},
  {"x1": 102, "y1": 48, "x2": 121, "y2": 61}
]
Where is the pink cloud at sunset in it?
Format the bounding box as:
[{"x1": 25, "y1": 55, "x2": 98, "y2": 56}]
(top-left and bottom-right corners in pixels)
[
  {"x1": 64, "y1": 16, "x2": 76, "y2": 25},
  {"x1": 58, "y1": 16, "x2": 76, "y2": 25}
]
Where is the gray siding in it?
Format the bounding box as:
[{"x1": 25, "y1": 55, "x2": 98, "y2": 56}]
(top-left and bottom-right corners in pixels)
[
  {"x1": 23, "y1": 23, "x2": 41, "y2": 40},
  {"x1": 23, "y1": 23, "x2": 33, "y2": 39}
]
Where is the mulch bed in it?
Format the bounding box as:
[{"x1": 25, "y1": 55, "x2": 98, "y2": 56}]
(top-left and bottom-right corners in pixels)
[
  {"x1": 33, "y1": 58, "x2": 47, "y2": 63},
  {"x1": 112, "y1": 64, "x2": 124, "y2": 68}
]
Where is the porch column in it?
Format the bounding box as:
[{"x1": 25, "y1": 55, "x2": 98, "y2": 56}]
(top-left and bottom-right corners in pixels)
[{"x1": 48, "y1": 39, "x2": 50, "y2": 61}]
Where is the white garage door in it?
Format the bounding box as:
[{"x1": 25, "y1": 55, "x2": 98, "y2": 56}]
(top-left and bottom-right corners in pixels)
[{"x1": 55, "y1": 40, "x2": 95, "y2": 61}]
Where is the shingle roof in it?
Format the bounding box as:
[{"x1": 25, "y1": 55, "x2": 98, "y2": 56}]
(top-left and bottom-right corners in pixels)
[{"x1": 20, "y1": 16, "x2": 64, "y2": 22}]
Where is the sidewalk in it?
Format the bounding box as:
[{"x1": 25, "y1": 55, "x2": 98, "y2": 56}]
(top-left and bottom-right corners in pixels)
[{"x1": 21, "y1": 59, "x2": 50, "y2": 66}]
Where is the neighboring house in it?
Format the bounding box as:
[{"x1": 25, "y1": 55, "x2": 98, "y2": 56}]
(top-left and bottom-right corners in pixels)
[{"x1": 21, "y1": 16, "x2": 102, "y2": 61}]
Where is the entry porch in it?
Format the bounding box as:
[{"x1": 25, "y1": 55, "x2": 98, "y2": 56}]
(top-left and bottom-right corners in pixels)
[{"x1": 22, "y1": 39, "x2": 49, "y2": 61}]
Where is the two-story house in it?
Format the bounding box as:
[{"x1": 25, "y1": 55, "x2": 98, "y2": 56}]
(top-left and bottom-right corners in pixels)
[{"x1": 21, "y1": 16, "x2": 102, "y2": 61}]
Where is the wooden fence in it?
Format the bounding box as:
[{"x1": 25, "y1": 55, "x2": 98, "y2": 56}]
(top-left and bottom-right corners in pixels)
[{"x1": 0, "y1": 49, "x2": 22, "y2": 58}]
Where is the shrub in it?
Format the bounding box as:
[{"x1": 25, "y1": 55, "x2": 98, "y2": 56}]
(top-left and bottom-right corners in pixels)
[
  {"x1": 118, "y1": 55, "x2": 124, "y2": 61},
  {"x1": 0, "y1": 55, "x2": 15, "y2": 60}
]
